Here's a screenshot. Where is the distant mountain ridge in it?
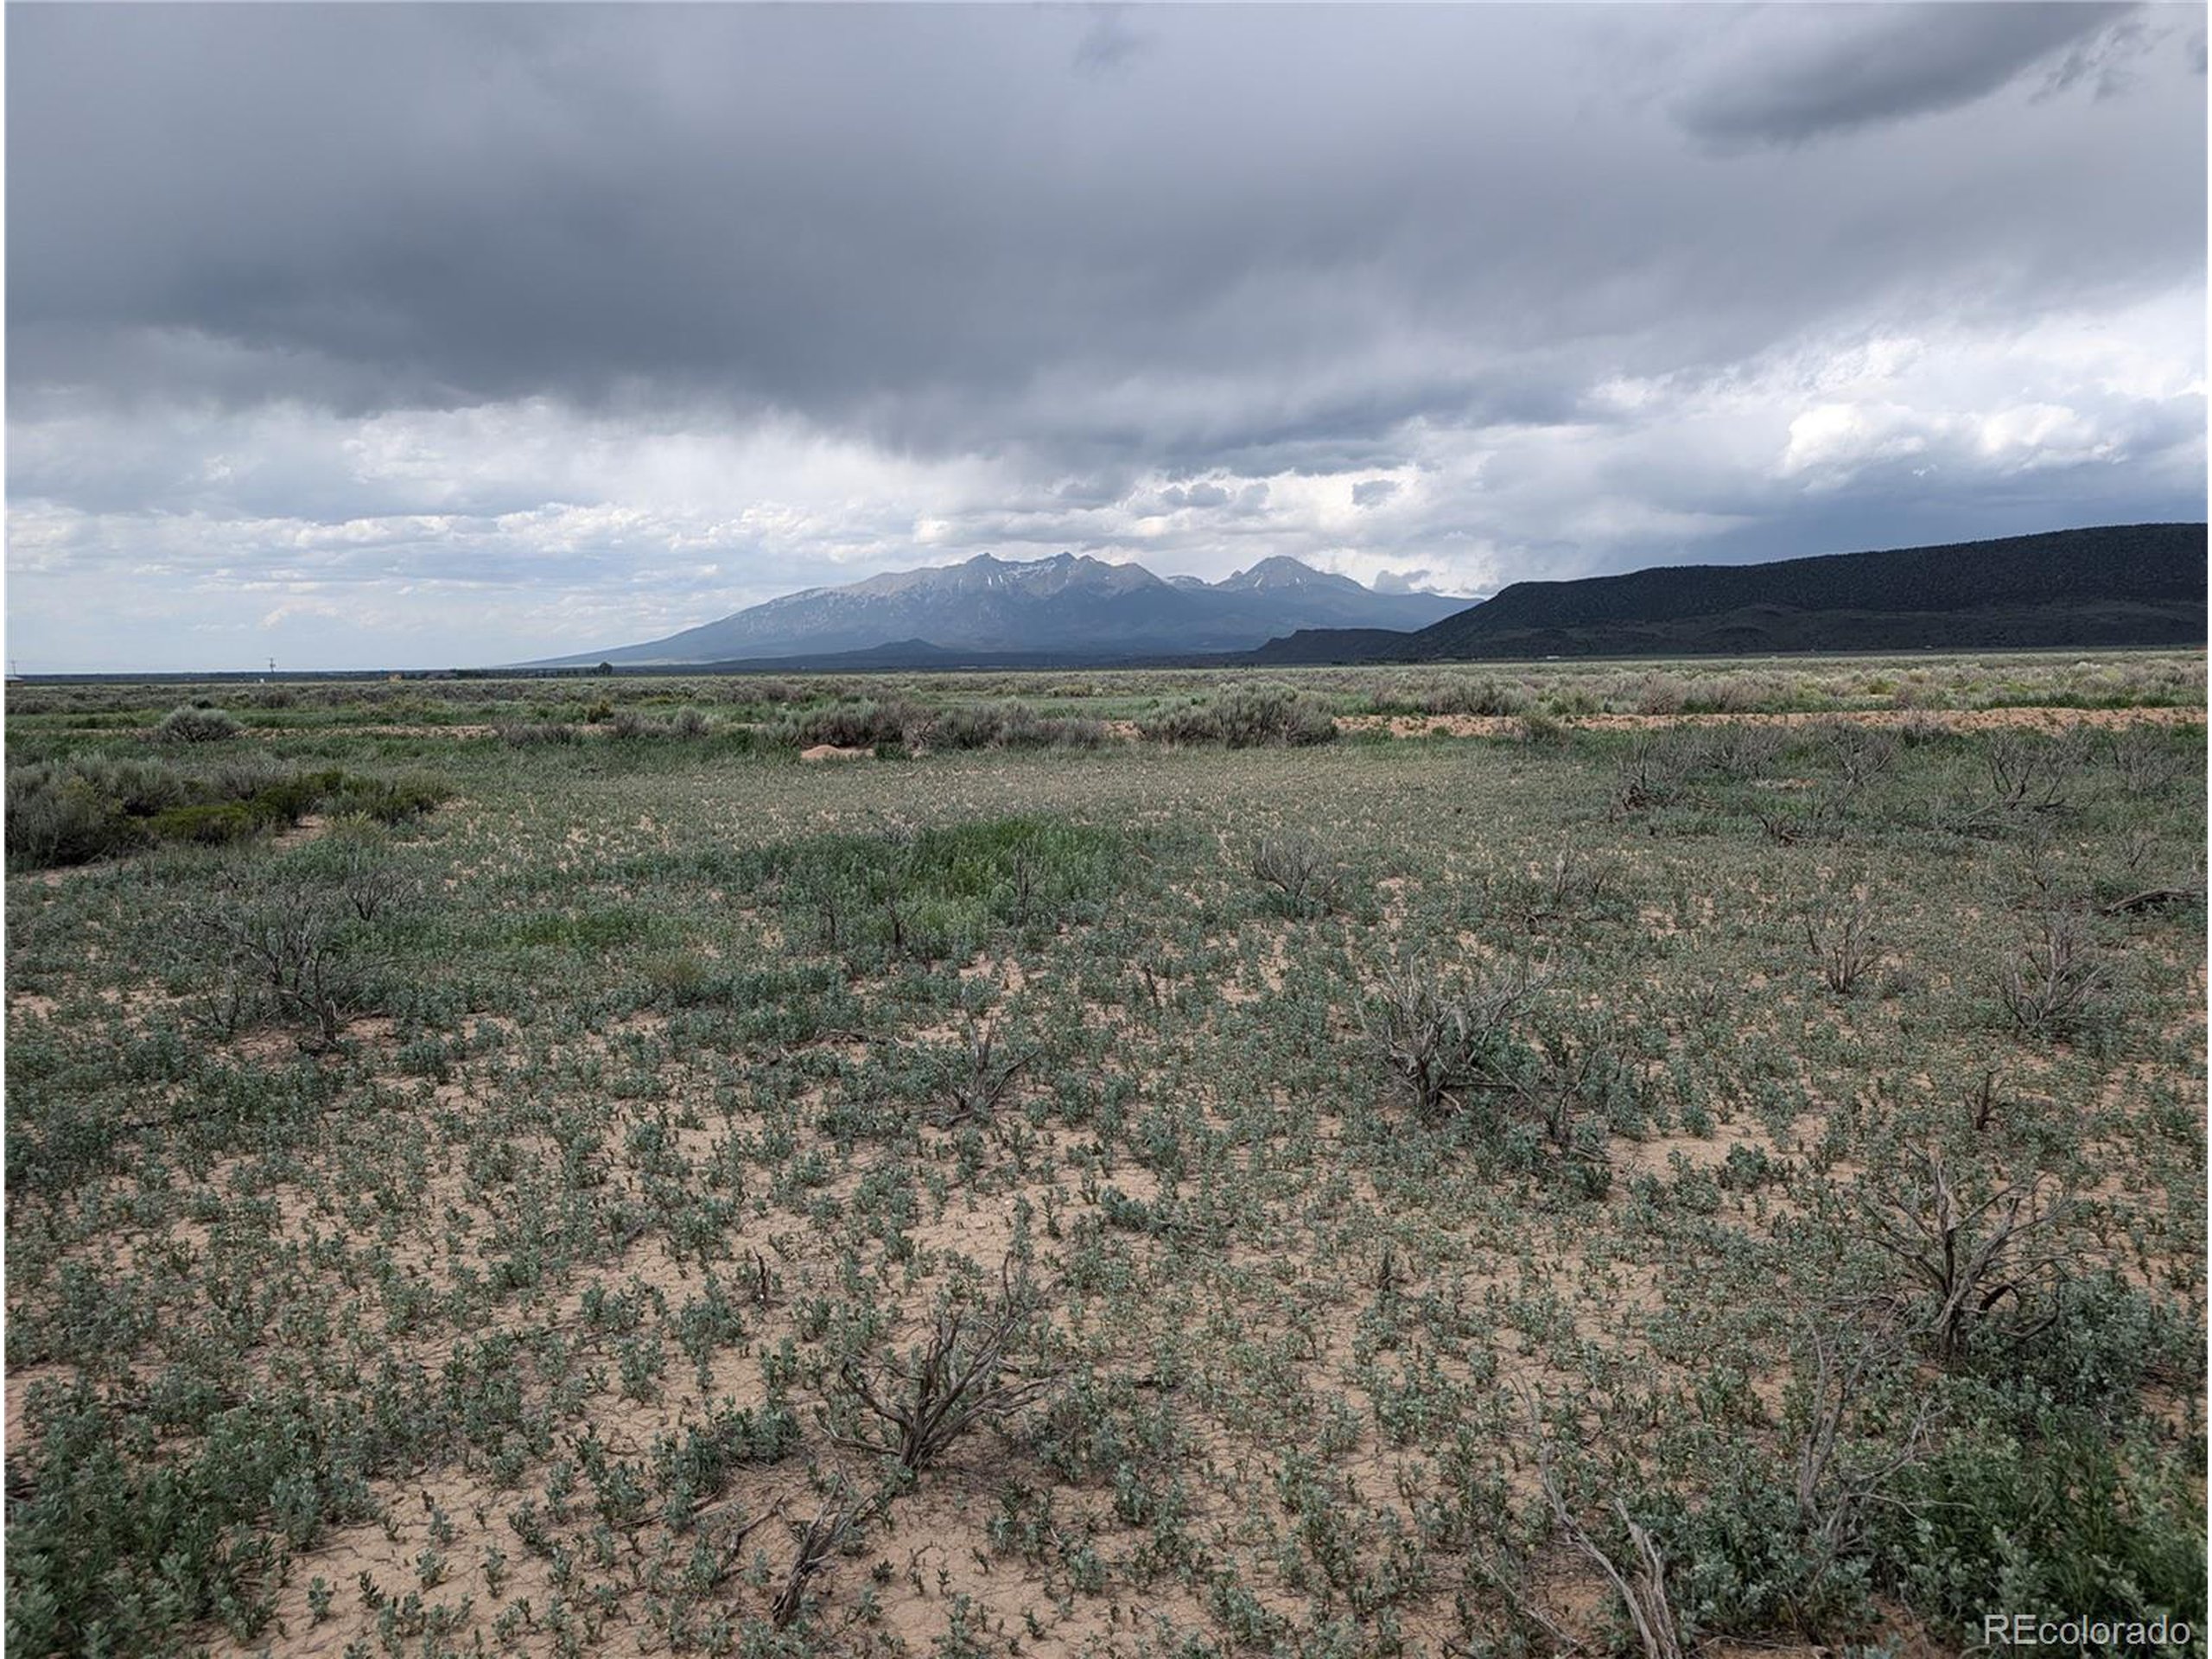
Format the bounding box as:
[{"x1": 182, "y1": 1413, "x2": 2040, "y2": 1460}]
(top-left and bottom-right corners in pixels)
[
  {"x1": 528, "y1": 551, "x2": 1470, "y2": 666},
  {"x1": 1248, "y1": 524, "x2": 2208, "y2": 664}
]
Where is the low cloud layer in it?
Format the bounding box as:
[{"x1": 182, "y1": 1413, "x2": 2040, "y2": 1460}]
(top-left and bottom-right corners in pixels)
[{"x1": 8, "y1": 4, "x2": 2203, "y2": 670}]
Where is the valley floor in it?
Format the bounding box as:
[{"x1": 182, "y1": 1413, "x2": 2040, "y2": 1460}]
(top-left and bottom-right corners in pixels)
[{"x1": 5, "y1": 658, "x2": 2205, "y2": 1658}]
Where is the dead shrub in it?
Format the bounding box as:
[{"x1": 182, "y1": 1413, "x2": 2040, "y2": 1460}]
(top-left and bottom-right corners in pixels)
[
  {"x1": 1698, "y1": 723, "x2": 1785, "y2": 781},
  {"x1": 919, "y1": 1016, "x2": 1033, "y2": 1129},
  {"x1": 1802, "y1": 893, "x2": 1878, "y2": 995},
  {"x1": 770, "y1": 1498, "x2": 861, "y2": 1630},
  {"x1": 1818, "y1": 724, "x2": 1900, "y2": 792},
  {"x1": 2104, "y1": 728, "x2": 2186, "y2": 798},
  {"x1": 1606, "y1": 736, "x2": 1687, "y2": 818},
  {"x1": 826, "y1": 1265, "x2": 1058, "y2": 1478},
  {"x1": 1981, "y1": 733, "x2": 2081, "y2": 814},
  {"x1": 1509, "y1": 841, "x2": 1617, "y2": 931},
  {"x1": 496, "y1": 720, "x2": 578, "y2": 747},
  {"x1": 1249, "y1": 834, "x2": 1344, "y2": 913},
  {"x1": 1528, "y1": 1392, "x2": 1686, "y2": 1659},
  {"x1": 1859, "y1": 1147, "x2": 2069, "y2": 1361},
  {"x1": 1785, "y1": 1310, "x2": 1932, "y2": 1553},
  {"x1": 187, "y1": 889, "x2": 367, "y2": 1050},
  {"x1": 1996, "y1": 912, "x2": 2104, "y2": 1036},
  {"x1": 1363, "y1": 956, "x2": 1543, "y2": 1116}
]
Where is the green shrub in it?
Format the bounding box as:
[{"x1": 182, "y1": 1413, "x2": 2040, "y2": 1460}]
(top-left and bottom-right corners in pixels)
[
  {"x1": 773, "y1": 699, "x2": 928, "y2": 749},
  {"x1": 1136, "y1": 682, "x2": 1336, "y2": 747},
  {"x1": 749, "y1": 815, "x2": 1129, "y2": 964},
  {"x1": 154, "y1": 704, "x2": 242, "y2": 744},
  {"x1": 764, "y1": 697, "x2": 1112, "y2": 753},
  {"x1": 3, "y1": 758, "x2": 444, "y2": 869},
  {"x1": 923, "y1": 702, "x2": 1108, "y2": 751},
  {"x1": 607, "y1": 706, "x2": 715, "y2": 741},
  {"x1": 929, "y1": 702, "x2": 1016, "y2": 750},
  {"x1": 1414, "y1": 677, "x2": 1531, "y2": 716},
  {"x1": 1875, "y1": 1423, "x2": 2205, "y2": 1644},
  {"x1": 327, "y1": 772, "x2": 450, "y2": 823},
  {"x1": 496, "y1": 720, "x2": 578, "y2": 747},
  {"x1": 51, "y1": 755, "x2": 192, "y2": 818},
  {"x1": 1043, "y1": 717, "x2": 1109, "y2": 747},
  {"x1": 3, "y1": 771, "x2": 146, "y2": 867},
  {"x1": 1957, "y1": 1273, "x2": 2205, "y2": 1425},
  {"x1": 142, "y1": 802, "x2": 260, "y2": 846},
  {"x1": 1640, "y1": 1465, "x2": 1877, "y2": 1643},
  {"x1": 7, "y1": 1380, "x2": 383, "y2": 1656}
]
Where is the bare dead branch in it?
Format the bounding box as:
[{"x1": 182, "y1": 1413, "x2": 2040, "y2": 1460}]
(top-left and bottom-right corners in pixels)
[
  {"x1": 1525, "y1": 1392, "x2": 1684, "y2": 1659},
  {"x1": 770, "y1": 1499, "x2": 859, "y2": 1630},
  {"x1": 828, "y1": 1263, "x2": 1059, "y2": 1477},
  {"x1": 1859, "y1": 1147, "x2": 2070, "y2": 1360},
  {"x1": 1363, "y1": 955, "x2": 1545, "y2": 1116},
  {"x1": 918, "y1": 1015, "x2": 1033, "y2": 1129},
  {"x1": 1996, "y1": 912, "x2": 2105, "y2": 1036}
]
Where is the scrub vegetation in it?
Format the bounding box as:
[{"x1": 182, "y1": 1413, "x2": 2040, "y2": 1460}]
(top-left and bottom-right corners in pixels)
[{"x1": 5, "y1": 653, "x2": 2204, "y2": 1658}]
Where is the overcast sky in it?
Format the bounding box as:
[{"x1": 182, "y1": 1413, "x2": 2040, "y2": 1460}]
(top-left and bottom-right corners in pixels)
[{"x1": 8, "y1": 3, "x2": 2205, "y2": 671}]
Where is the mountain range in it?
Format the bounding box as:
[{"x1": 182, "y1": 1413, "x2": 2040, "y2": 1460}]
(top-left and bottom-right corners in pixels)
[
  {"x1": 530, "y1": 552, "x2": 1471, "y2": 667},
  {"x1": 525, "y1": 524, "x2": 2206, "y2": 671}
]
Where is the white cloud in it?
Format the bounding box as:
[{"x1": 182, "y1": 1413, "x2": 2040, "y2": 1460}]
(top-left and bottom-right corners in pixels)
[{"x1": 1781, "y1": 404, "x2": 1936, "y2": 482}]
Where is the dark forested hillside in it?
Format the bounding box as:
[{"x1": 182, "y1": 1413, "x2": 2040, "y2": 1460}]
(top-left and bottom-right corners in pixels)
[{"x1": 1247, "y1": 524, "x2": 2207, "y2": 664}]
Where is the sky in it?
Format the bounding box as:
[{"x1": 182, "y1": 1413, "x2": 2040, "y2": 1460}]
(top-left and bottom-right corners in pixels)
[{"x1": 7, "y1": 3, "x2": 2206, "y2": 672}]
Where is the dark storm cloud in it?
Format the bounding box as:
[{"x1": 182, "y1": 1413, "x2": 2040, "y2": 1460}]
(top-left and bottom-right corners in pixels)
[
  {"x1": 12, "y1": 3, "x2": 2199, "y2": 451},
  {"x1": 1673, "y1": 3, "x2": 2136, "y2": 149}
]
